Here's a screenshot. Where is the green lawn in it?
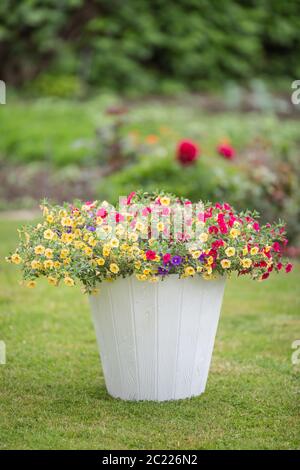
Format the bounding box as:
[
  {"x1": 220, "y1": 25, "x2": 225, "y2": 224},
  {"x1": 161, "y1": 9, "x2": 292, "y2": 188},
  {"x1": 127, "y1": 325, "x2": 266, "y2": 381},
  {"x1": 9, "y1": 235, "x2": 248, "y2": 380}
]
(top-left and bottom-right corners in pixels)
[{"x1": 0, "y1": 219, "x2": 299, "y2": 450}]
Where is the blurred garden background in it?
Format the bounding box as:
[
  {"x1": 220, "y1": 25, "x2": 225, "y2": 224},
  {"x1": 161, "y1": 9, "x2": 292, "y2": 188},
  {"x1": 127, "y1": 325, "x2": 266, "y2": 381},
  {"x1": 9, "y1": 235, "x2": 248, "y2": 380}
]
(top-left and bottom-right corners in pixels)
[{"x1": 1, "y1": 0, "x2": 300, "y2": 450}]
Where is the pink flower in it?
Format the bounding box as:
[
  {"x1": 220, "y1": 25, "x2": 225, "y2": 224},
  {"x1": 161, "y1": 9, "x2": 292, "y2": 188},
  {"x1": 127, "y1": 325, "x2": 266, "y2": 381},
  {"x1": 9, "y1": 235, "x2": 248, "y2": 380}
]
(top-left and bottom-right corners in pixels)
[
  {"x1": 163, "y1": 253, "x2": 171, "y2": 264},
  {"x1": 285, "y1": 263, "x2": 293, "y2": 273},
  {"x1": 115, "y1": 213, "x2": 124, "y2": 223},
  {"x1": 142, "y1": 207, "x2": 151, "y2": 216},
  {"x1": 127, "y1": 192, "x2": 136, "y2": 205},
  {"x1": 176, "y1": 139, "x2": 199, "y2": 165},
  {"x1": 277, "y1": 262, "x2": 283, "y2": 270},
  {"x1": 272, "y1": 242, "x2": 281, "y2": 252},
  {"x1": 217, "y1": 143, "x2": 235, "y2": 160},
  {"x1": 253, "y1": 222, "x2": 260, "y2": 232},
  {"x1": 146, "y1": 250, "x2": 156, "y2": 261},
  {"x1": 96, "y1": 208, "x2": 107, "y2": 218}
]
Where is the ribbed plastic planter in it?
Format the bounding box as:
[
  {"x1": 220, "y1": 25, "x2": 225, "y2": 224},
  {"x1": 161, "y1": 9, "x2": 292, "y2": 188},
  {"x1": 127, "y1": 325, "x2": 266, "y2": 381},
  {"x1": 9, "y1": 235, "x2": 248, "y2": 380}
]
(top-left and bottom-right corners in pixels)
[{"x1": 89, "y1": 275, "x2": 226, "y2": 401}]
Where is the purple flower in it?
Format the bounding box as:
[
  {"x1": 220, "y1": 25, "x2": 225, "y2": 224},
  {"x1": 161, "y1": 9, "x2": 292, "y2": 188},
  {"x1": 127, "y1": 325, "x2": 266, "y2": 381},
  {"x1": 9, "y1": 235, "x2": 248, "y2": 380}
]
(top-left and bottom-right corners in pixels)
[
  {"x1": 171, "y1": 255, "x2": 182, "y2": 266},
  {"x1": 66, "y1": 227, "x2": 72, "y2": 233},
  {"x1": 198, "y1": 253, "x2": 206, "y2": 263},
  {"x1": 157, "y1": 266, "x2": 169, "y2": 276},
  {"x1": 86, "y1": 226, "x2": 96, "y2": 232}
]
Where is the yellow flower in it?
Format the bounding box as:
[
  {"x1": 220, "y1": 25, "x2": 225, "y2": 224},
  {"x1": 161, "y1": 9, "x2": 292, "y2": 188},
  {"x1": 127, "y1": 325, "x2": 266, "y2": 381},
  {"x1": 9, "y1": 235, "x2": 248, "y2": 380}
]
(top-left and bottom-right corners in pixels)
[
  {"x1": 221, "y1": 259, "x2": 231, "y2": 269},
  {"x1": 120, "y1": 243, "x2": 129, "y2": 252},
  {"x1": 185, "y1": 266, "x2": 195, "y2": 276},
  {"x1": 199, "y1": 232, "x2": 208, "y2": 243},
  {"x1": 192, "y1": 250, "x2": 201, "y2": 259},
  {"x1": 84, "y1": 246, "x2": 93, "y2": 256},
  {"x1": 59, "y1": 209, "x2": 67, "y2": 218},
  {"x1": 230, "y1": 228, "x2": 240, "y2": 239},
  {"x1": 109, "y1": 263, "x2": 119, "y2": 274},
  {"x1": 44, "y1": 229, "x2": 55, "y2": 240},
  {"x1": 129, "y1": 232, "x2": 139, "y2": 242},
  {"x1": 60, "y1": 248, "x2": 69, "y2": 259},
  {"x1": 136, "y1": 221, "x2": 145, "y2": 231},
  {"x1": 206, "y1": 266, "x2": 213, "y2": 275},
  {"x1": 96, "y1": 217, "x2": 103, "y2": 225},
  {"x1": 103, "y1": 246, "x2": 111, "y2": 257},
  {"x1": 136, "y1": 274, "x2": 147, "y2": 281},
  {"x1": 160, "y1": 196, "x2": 170, "y2": 206},
  {"x1": 64, "y1": 276, "x2": 75, "y2": 287},
  {"x1": 157, "y1": 222, "x2": 165, "y2": 232},
  {"x1": 74, "y1": 229, "x2": 82, "y2": 238},
  {"x1": 88, "y1": 237, "x2": 97, "y2": 247},
  {"x1": 11, "y1": 253, "x2": 22, "y2": 264},
  {"x1": 110, "y1": 238, "x2": 119, "y2": 248},
  {"x1": 242, "y1": 246, "x2": 248, "y2": 256},
  {"x1": 74, "y1": 240, "x2": 84, "y2": 249},
  {"x1": 61, "y1": 217, "x2": 72, "y2": 226},
  {"x1": 54, "y1": 261, "x2": 61, "y2": 268},
  {"x1": 241, "y1": 258, "x2": 252, "y2": 269},
  {"x1": 96, "y1": 258, "x2": 105, "y2": 266},
  {"x1": 250, "y1": 246, "x2": 259, "y2": 255},
  {"x1": 31, "y1": 260, "x2": 41, "y2": 269},
  {"x1": 63, "y1": 258, "x2": 71, "y2": 265},
  {"x1": 61, "y1": 233, "x2": 74, "y2": 244},
  {"x1": 47, "y1": 276, "x2": 58, "y2": 286},
  {"x1": 45, "y1": 248, "x2": 53, "y2": 259},
  {"x1": 148, "y1": 238, "x2": 156, "y2": 246},
  {"x1": 44, "y1": 260, "x2": 54, "y2": 269},
  {"x1": 206, "y1": 256, "x2": 214, "y2": 265},
  {"x1": 225, "y1": 247, "x2": 236, "y2": 257},
  {"x1": 27, "y1": 280, "x2": 36, "y2": 289},
  {"x1": 134, "y1": 261, "x2": 142, "y2": 270},
  {"x1": 149, "y1": 276, "x2": 159, "y2": 283},
  {"x1": 265, "y1": 245, "x2": 271, "y2": 253},
  {"x1": 143, "y1": 268, "x2": 151, "y2": 275},
  {"x1": 34, "y1": 245, "x2": 45, "y2": 255},
  {"x1": 46, "y1": 214, "x2": 54, "y2": 224},
  {"x1": 203, "y1": 273, "x2": 213, "y2": 280}
]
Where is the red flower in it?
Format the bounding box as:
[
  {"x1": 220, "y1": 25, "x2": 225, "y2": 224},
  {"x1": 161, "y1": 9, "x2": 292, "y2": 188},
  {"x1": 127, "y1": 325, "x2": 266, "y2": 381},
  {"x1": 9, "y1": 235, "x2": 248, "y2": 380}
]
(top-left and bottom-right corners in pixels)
[
  {"x1": 277, "y1": 262, "x2": 283, "y2": 270},
  {"x1": 262, "y1": 272, "x2": 270, "y2": 280},
  {"x1": 146, "y1": 250, "x2": 156, "y2": 261},
  {"x1": 217, "y1": 143, "x2": 235, "y2": 160},
  {"x1": 285, "y1": 263, "x2": 293, "y2": 273},
  {"x1": 209, "y1": 225, "x2": 219, "y2": 234},
  {"x1": 272, "y1": 242, "x2": 281, "y2": 252},
  {"x1": 163, "y1": 253, "x2": 171, "y2": 264},
  {"x1": 115, "y1": 212, "x2": 124, "y2": 223},
  {"x1": 96, "y1": 208, "x2": 107, "y2": 218},
  {"x1": 253, "y1": 222, "x2": 260, "y2": 232},
  {"x1": 127, "y1": 192, "x2": 136, "y2": 205},
  {"x1": 177, "y1": 140, "x2": 199, "y2": 165}
]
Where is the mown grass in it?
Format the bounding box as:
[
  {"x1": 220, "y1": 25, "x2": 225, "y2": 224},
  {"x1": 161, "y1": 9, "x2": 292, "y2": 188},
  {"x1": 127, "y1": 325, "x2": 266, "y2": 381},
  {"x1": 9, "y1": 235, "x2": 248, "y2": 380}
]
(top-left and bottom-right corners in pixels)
[{"x1": 0, "y1": 219, "x2": 299, "y2": 450}]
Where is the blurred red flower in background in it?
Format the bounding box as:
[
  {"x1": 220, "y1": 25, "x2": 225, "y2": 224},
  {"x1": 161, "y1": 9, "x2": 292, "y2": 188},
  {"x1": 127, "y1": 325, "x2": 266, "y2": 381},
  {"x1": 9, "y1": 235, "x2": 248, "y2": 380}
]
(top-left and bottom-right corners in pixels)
[
  {"x1": 217, "y1": 143, "x2": 235, "y2": 160},
  {"x1": 177, "y1": 139, "x2": 199, "y2": 165}
]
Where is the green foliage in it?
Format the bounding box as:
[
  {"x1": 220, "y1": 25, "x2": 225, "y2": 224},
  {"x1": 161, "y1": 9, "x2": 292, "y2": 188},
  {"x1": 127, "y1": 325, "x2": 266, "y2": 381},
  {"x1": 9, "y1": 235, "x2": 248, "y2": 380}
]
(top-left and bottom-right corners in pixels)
[{"x1": 1, "y1": 1, "x2": 300, "y2": 94}]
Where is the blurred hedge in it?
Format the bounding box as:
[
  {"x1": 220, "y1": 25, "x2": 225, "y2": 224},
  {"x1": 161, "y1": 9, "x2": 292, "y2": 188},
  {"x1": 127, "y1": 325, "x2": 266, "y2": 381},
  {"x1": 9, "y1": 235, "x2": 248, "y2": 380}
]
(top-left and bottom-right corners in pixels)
[{"x1": 1, "y1": 0, "x2": 300, "y2": 94}]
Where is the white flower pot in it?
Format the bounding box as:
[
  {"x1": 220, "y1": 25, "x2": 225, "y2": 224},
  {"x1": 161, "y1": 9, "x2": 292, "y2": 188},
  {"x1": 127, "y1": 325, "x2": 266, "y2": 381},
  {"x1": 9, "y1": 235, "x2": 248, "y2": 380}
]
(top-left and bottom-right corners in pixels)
[{"x1": 89, "y1": 275, "x2": 226, "y2": 401}]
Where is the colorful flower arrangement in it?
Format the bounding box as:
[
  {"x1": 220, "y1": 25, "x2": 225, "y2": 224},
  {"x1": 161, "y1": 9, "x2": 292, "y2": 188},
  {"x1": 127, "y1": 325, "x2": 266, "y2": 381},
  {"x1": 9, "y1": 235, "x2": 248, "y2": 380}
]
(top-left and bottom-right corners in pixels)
[{"x1": 7, "y1": 191, "x2": 292, "y2": 293}]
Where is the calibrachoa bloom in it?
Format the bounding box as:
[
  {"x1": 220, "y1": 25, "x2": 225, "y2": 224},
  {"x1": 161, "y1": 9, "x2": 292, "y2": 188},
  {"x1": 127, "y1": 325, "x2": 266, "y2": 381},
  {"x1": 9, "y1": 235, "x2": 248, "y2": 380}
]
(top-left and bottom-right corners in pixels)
[
  {"x1": 176, "y1": 139, "x2": 199, "y2": 165},
  {"x1": 6, "y1": 191, "x2": 292, "y2": 293}
]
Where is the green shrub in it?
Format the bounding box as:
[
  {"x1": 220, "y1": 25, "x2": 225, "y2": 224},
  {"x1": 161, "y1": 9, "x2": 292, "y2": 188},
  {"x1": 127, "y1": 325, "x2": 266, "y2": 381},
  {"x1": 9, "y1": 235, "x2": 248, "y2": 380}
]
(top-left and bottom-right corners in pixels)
[{"x1": 1, "y1": 1, "x2": 300, "y2": 94}]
